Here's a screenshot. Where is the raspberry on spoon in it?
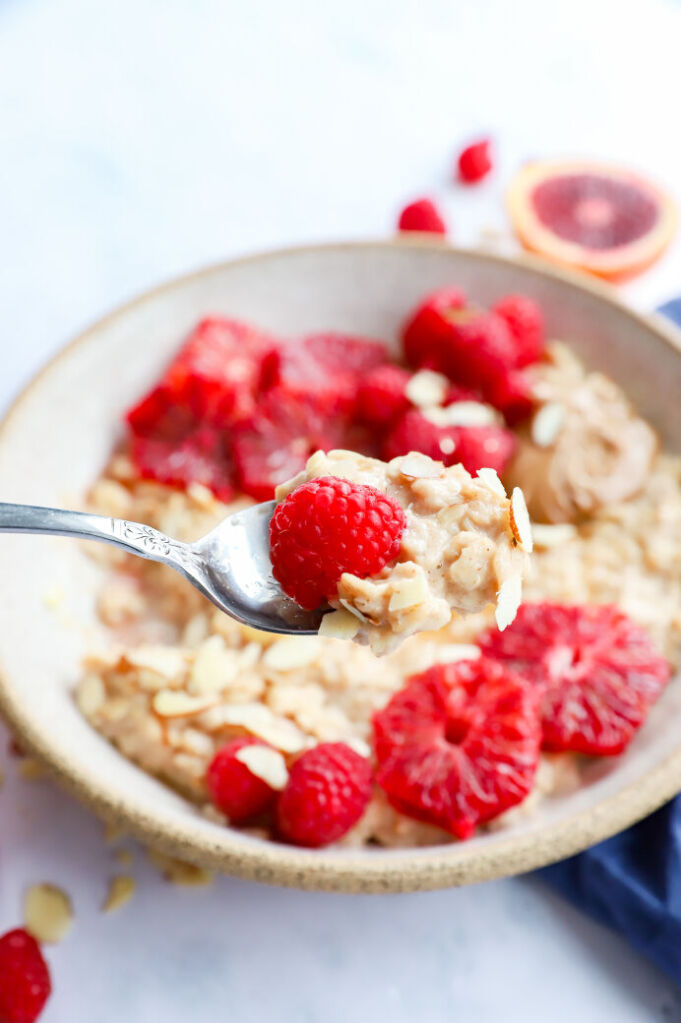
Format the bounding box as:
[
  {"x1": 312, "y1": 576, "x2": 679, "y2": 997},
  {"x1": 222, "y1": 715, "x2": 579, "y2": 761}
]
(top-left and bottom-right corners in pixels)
[{"x1": 479, "y1": 603, "x2": 671, "y2": 755}]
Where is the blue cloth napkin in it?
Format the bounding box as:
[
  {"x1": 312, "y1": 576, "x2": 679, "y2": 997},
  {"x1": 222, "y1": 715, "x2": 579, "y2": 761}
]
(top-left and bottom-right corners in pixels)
[{"x1": 540, "y1": 297, "x2": 681, "y2": 986}]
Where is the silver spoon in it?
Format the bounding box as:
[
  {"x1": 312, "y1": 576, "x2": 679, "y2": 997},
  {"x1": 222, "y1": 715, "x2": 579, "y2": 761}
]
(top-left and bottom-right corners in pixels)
[{"x1": 0, "y1": 500, "x2": 325, "y2": 635}]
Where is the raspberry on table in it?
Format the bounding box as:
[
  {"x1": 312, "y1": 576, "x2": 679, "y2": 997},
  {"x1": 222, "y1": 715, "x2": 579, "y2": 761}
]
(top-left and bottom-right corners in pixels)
[
  {"x1": 373, "y1": 658, "x2": 541, "y2": 838},
  {"x1": 206, "y1": 738, "x2": 279, "y2": 822},
  {"x1": 276, "y1": 742, "x2": 372, "y2": 847},
  {"x1": 457, "y1": 139, "x2": 493, "y2": 184},
  {"x1": 383, "y1": 408, "x2": 516, "y2": 476},
  {"x1": 0, "y1": 928, "x2": 51, "y2": 1023},
  {"x1": 397, "y1": 198, "x2": 447, "y2": 235},
  {"x1": 480, "y1": 603, "x2": 671, "y2": 755},
  {"x1": 493, "y1": 294, "x2": 545, "y2": 368},
  {"x1": 269, "y1": 476, "x2": 407, "y2": 610},
  {"x1": 356, "y1": 365, "x2": 412, "y2": 428}
]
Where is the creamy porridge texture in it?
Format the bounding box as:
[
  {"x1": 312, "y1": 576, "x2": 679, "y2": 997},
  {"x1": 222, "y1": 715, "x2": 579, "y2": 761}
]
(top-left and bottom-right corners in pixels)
[
  {"x1": 73, "y1": 289, "x2": 676, "y2": 848},
  {"x1": 274, "y1": 449, "x2": 529, "y2": 654}
]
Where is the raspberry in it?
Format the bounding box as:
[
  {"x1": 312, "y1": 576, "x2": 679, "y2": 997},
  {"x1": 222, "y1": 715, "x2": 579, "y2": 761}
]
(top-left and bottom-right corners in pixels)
[
  {"x1": 403, "y1": 287, "x2": 467, "y2": 370},
  {"x1": 300, "y1": 333, "x2": 389, "y2": 379},
  {"x1": 0, "y1": 928, "x2": 51, "y2": 1023},
  {"x1": 269, "y1": 476, "x2": 406, "y2": 610},
  {"x1": 276, "y1": 742, "x2": 372, "y2": 847},
  {"x1": 397, "y1": 198, "x2": 447, "y2": 235},
  {"x1": 355, "y1": 365, "x2": 412, "y2": 428},
  {"x1": 131, "y1": 428, "x2": 234, "y2": 501},
  {"x1": 486, "y1": 369, "x2": 534, "y2": 425},
  {"x1": 479, "y1": 604, "x2": 671, "y2": 755},
  {"x1": 493, "y1": 294, "x2": 545, "y2": 368},
  {"x1": 206, "y1": 738, "x2": 278, "y2": 822},
  {"x1": 457, "y1": 139, "x2": 492, "y2": 184},
  {"x1": 373, "y1": 658, "x2": 541, "y2": 838},
  {"x1": 127, "y1": 318, "x2": 277, "y2": 434},
  {"x1": 383, "y1": 409, "x2": 515, "y2": 476}
]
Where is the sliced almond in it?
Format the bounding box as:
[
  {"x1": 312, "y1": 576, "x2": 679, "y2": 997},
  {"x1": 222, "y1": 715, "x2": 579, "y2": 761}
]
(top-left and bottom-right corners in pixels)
[
  {"x1": 396, "y1": 453, "x2": 443, "y2": 479},
  {"x1": 439, "y1": 437, "x2": 456, "y2": 456},
  {"x1": 188, "y1": 635, "x2": 239, "y2": 694},
  {"x1": 510, "y1": 488, "x2": 533, "y2": 552},
  {"x1": 405, "y1": 369, "x2": 449, "y2": 408},
  {"x1": 429, "y1": 643, "x2": 481, "y2": 663},
  {"x1": 531, "y1": 523, "x2": 578, "y2": 548},
  {"x1": 424, "y1": 401, "x2": 499, "y2": 428},
  {"x1": 152, "y1": 690, "x2": 216, "y2": 719},
  {"x1": 262, "y1": 636, "x2": 322, "y2": 671},
  {"x1": 495, "y1": 573, "x2": 523, "y2": 631},
  {"x1": 24, "y1": 884, "x2": 73, "y2": 944},
  {"x1": 217, "y1": 704, "x2": 308, "y2": 753},
  {"x1": 125, "y1": 646, "x2": 187, "y2": 681},
  {"x1": 532, "y1": 401, "x2": 566, "y2": 447},
  {"x1": 147, "y1": 849, "x2": 214, "y2": 887},
  {"x1": 346, "y1": 737, "x2": 371, "y2": 758},
  {"x1": 103, "y1": 875, "x2": 136, "y2": 913},
  {"x1": 318, "y1": 608, "x2": 360, "y2": 640},
  {"x1": 388, "y1": 572, "x2": 429, "y2": 611},
  {"x1": 476, "y1": 467, "x2": 507, "y2": 498},
  {"x1": 339, "y1": 599, "x2": 369, "y2": 624},
  {"x1": 235, "y1": 745, "x2": 289, "y2": 790},
  {"x1": 187, "y1": 481, "x2": 216, "y2": 508},
  {"x1": 76, "y1": 674, "x2": 105, "y2": 717}
]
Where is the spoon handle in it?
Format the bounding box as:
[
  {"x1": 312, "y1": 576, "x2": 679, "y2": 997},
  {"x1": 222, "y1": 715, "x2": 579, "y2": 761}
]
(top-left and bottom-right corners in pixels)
[{"x1": 0, "y1": 502, "x2": 190, "y2": 567}]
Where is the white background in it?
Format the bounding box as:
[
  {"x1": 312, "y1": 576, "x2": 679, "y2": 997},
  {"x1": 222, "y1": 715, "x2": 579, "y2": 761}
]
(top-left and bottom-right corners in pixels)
[{"x1": 2, "y1": 0, "x2": 681, "y2": 1019}]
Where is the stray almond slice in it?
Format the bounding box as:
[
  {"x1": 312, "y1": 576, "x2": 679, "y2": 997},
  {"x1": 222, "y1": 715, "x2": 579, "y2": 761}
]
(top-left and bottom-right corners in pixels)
[
  {"x1": 424, "y1": 401, "x2": 499, "y2": 428},
  {"x1": 476, "y1": 467, "x2": 507, "y2": 498},
  {"x1": 152, "y1": 690, "x2": 217, "y2": 719},
  {"x1": 532, "y1": 401, "x2": 566, "y2": 447},
  {"x1": 24, "y1": 884, "x2": 73, "y2": 944},
  {"x1": 495, "y1": 573, "x2": 523, "y2": 632},
  {"x1": 262, "y1": 636, "x2": 322, "y2": 671},
  {"x1": 388, "y1": 572, "x2": 429, "y2": 611},
  {"x1": 318, "y1": 608, "x2": 360, "y2": 640},
  {"x1": 235, "y1": 745, "x2": 289, "y2": 790},
  {"x1": 510, "y1": 488, "x2": 533, "y2": 552},
  {"x1": 405, "y1": 369, "x2": 449, "y2": 408},
  {"x1": 531, "y1": 523, "x2": 578, "y2": 548},
  {"x1": 397, "y1": 453, "x2": 444, "y2": 479},
  {"x1": 147, "y1": 849, "x2": 214, "y2": 887},
  {"x1": 103, "y1": 875, "x2": 136, "y2": 913}
]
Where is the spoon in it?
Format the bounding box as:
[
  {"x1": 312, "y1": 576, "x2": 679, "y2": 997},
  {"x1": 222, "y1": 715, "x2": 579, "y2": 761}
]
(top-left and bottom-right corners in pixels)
[{"x1": 0, "y1": 500, "x2": 326, "y2": 635}]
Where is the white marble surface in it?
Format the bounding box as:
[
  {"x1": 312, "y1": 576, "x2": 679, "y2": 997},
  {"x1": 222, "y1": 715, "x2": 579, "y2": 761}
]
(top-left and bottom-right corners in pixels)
[{"x1": 2, "y1": 0, "x2": 681, "y2": 1018}]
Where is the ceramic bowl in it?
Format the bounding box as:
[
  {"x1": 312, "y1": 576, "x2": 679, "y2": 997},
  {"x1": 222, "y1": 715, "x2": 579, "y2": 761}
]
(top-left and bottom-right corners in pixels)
[{"x1": 2, "y1": 240, "x2": 681, "y2": 893}]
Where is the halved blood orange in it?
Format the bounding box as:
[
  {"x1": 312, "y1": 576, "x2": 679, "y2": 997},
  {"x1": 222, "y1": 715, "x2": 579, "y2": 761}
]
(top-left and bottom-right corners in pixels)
[{"x1": 507, "y1": 160, "x2": 677, "y2": 281}]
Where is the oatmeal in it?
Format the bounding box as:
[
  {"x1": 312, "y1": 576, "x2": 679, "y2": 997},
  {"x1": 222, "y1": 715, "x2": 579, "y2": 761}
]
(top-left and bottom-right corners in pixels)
[
  {"x1": 73, "y1": 288, "x2": 677, "y2": 850},
  {"x1": 273, "y1": 449, "x2": 529, "y2": 654}
]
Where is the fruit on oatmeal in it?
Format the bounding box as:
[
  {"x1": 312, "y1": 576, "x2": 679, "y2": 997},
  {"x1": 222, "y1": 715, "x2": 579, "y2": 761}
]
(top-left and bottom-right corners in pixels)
[
  {"x1": 373, "y1": 658, "x2": 541, "y2": 838},
  {"x1": 507, "y1": 159, "x2": 677, "y2": 281},
  {"x1": 457, "y1": 139, "x2": 493, "y2": 184},
  {"x1": 269, "y1": 475, "x2": 407, "y2": 611},
  {"x1": 356, "y1": 365, "x2": 412, "y2": 428},
  {"x1": 383, "y1": 408, "x2": 516, "y2": 475},
  {"x1": 0, "y1": 928, "x2": 51, "y2": 1023},
  {"x1": 508, "y1": 343, "x2": 657, "y2": 523},
  {"x1": 480, "y1": 604, "x2": 671, "y2": 755},
  {"x1": 397, "y1": 198, "x2": 447, "y2": 235},
  {"x1": 131, "y1": 430, "x2": 234, "y2": 502},
  {"x1": 492, "y1": 294, "x2": 545, "y2": 368},
  {"x1": 276, "y1": 742, "x2": 372, "y2": 847},
  {"x1": 206, "y1": 738, "x2": 284, "y2": 822},
  {"x1": 274, "y1": 449, "x2": 528, "y2": 653}
]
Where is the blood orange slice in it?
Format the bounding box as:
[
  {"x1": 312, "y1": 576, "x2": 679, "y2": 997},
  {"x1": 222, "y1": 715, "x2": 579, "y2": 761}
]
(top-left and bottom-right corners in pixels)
[{"x1": 507, "y1": 160, "x2": 676, "y2": 281}]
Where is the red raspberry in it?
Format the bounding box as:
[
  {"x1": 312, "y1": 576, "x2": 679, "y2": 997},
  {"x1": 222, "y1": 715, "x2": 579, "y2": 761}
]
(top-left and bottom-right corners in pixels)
[
  {"x1": 355, "y1": 365, "x2": 412, "y2": 428},
  {"x1": 403, "y1": 287, "x2": 467, "y2": 370},
  {"x1": 373, "y1": 658, "x2": 541, "y2": 838},
  {"x1": 480, "y1": 604, "x2": 671, "y2": 755},
  {"x1": 486, "y1": 368, "x2": 534, "y2": 425},
  {"x1": 0, "y1": 928, "x2": 51, "y2": 1023},
  {"x1": 131, "y1": 428, "x2": 234, "y2": 501},
  {"x1": 276, "y1": 742, "x2": 372, "y2": 847},
  {"x1": 457, "y1": 139, "x2": 492, "y2": 184},
  {"x1": 493, "y1": 294, "x2": 545, "y2": 368},
  {"x1": 206, "y1": 738, "x2": 279, "y2": 822},
  {"x1": 300, "y1": 333, "x2": 389, "y2": 378},
  {"x1": 270, "y1": 476, "x2": 406, "y2": 609},
  {"x1": 397, "y1": 198, "x2": 447, "y2": 235},
  {"x1": 383, "y1": 408, "x2": 515, "y2": 476}
]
